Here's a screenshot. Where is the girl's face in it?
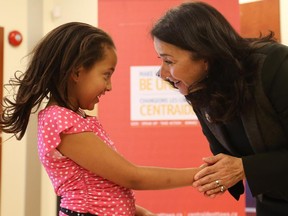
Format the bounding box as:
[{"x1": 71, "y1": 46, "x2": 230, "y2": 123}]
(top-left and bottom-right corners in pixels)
[
  {"x1": 153, "y1": 37, "x2": 208, "y2": 95},
  {"x1": 69, "y1": 46, "x2": 117, "y2": 111}
]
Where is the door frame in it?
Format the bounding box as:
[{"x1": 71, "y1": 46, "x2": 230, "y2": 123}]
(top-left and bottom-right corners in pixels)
[{"x1": 0, "y1": 26, "x2": 4, "y2": 202}]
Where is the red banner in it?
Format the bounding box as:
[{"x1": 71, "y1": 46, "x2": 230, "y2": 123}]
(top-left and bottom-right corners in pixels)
[{"x1": 98, "y1": 1, "x2": 245, "y2": 215}]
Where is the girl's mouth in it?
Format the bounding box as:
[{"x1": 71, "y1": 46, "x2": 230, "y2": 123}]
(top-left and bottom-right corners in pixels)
[{"x1": 97, "y1": 91, "x2": 106, "y2": 100}]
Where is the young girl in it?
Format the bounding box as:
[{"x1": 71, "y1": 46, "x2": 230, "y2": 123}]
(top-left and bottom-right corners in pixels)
[{"x1": 0, "y1": 22, "x2": 202, "y2": 216}]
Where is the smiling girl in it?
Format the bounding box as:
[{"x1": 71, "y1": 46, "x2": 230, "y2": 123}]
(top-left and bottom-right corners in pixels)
[{"x1": 0, "y1": 22, "x2": 202, "y2": 216}]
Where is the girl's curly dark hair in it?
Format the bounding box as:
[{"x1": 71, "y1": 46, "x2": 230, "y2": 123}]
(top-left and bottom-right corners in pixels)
[{"x1": 0, "y1": 22, "x2": 115, "y2": 140}]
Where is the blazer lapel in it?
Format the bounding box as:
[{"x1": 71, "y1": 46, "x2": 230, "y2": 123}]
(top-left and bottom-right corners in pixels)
[
  {"x1": 241, "y1": 106, "x2": 266, "y2": 152},
  {"x1": 200, "y1": 109, "x2": 239, "y2": 155}
]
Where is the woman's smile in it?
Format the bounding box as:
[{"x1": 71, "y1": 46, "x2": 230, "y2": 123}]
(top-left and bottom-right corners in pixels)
[{"x1": 153, "y1": 37, "x2": 208, "y2": 95}]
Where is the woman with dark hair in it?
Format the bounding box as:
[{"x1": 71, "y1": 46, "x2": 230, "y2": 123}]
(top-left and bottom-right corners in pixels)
[{"x1": 151, "y1": 1, "x2": 288, "y2": 215}]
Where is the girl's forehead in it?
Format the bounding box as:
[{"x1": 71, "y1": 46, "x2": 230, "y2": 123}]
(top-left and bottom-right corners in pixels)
[{"x1": 93, "y1": 47, "x2": 117, "y2": 69}]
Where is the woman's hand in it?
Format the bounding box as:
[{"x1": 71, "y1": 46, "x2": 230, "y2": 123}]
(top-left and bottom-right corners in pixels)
[{"x1": 192, "y1": 153, "x2": 245, "y2": 198}]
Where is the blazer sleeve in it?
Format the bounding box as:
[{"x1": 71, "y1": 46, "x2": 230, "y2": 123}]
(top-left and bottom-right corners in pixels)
[
  {"x1": 242, "y1": 45, "x2": 288, "y2": 198},
  {"x1": 194, "y1": 109, "x2": 244, "y2": 200}
]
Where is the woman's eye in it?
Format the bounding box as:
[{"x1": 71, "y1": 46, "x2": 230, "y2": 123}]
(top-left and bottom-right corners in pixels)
[{"x1": 164, "y1": 60, "x2": 173, "y2": 65}]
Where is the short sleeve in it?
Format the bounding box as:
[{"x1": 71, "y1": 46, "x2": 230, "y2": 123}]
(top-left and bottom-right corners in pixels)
[{"x1": 38, "y1": 106, "x2": 93, "y2": 156}]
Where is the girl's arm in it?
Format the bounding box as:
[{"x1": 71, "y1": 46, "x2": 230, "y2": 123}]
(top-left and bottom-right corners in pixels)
[
  {"x1": 58, "y1": 132, "x2": 200, "y2": 190},
  {"x1": 135, "y1": 205, "x2": 156, "y2": 216}
]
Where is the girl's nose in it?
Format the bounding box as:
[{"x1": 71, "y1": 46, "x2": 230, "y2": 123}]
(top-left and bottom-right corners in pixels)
[{"x1": 106, "y1": 81, "x2": 112, "y2": 91}]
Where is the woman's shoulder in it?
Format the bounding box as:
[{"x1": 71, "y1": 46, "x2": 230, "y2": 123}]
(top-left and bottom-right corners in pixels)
[
  {"x1": 258, "y1": 43, "x2": 288, "y2": 131},
  {"x1": 255, "y1": 42, "x2": 288, "y2": 56},
  {"x1": 259, "y1": 43, "x2": 288, "y2": 91}
]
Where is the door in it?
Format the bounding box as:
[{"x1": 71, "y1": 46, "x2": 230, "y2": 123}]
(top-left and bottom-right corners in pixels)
[
  {"x1": 0, "y1": 26, "x2": 4, "y2": 201},
  {"x1": 240, "y1": 0, "x2": 280, "y2": 41}
]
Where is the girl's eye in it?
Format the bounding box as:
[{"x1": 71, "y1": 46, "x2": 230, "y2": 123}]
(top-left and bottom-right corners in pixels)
[
  {"x1": 105, "y1": 72, "x2": 113, "y2": 80},
  {"x1": 105, "y1": 72, "x2": 112, "y2": 78}
]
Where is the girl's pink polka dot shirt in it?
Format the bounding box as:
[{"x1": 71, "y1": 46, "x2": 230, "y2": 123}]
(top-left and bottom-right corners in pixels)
[{"x1": 38, "y1": 105, "x2": 136, "y2": 216}]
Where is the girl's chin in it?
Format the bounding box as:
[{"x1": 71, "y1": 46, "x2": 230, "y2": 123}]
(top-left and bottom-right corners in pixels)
[
  {"x1": 92, "y1": 97, "x2": 99, "y2": 106},
  {"x1": 86, "y1": 102, "x2": 98, "y2": 111}
]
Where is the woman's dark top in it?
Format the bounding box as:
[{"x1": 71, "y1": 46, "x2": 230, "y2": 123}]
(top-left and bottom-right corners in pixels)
[{"x1": 193, "y1": 43, "x2": 288, "y2": 207}]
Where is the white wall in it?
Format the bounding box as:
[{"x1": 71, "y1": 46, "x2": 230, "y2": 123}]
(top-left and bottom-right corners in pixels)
[
  {"x1": 280, "y1": 0, "x2": 288, "y2": 45},
  {"x1": 0, "y1": 0, "x2": 97, "y2": 216},
  {"x1": 0, "y1": 1, "x2": 28, "y2": 216}
]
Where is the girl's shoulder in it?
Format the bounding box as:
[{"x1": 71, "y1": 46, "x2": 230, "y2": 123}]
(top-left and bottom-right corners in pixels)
[
  {"x1": 39, "y1": 105, "x2": 77, "y2": 114},
  {"x1": 38, "y1": 105, "x2": 100, "y2": 134},
  {"x1": 39, "y1": 105, "x2": 77, "y2": 118},
  {"x1": 39, "y1": 105, "x2": 100, "y2": 125}
]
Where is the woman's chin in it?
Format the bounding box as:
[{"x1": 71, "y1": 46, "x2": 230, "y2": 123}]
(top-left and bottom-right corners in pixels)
[
  {"x1": 178, "y1": 87, "x2": 189, "y2": 95},
  {"x1": 175, "y1": 82, "x2": 189, "y2": 95}
]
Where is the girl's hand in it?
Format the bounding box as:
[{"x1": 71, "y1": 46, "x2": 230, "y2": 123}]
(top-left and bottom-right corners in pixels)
[{"x1": 192, "y1": 153, "x2": 245, "y2": 198}]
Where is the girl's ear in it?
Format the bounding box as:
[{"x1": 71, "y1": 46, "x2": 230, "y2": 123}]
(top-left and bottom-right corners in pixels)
[{"x1": 71, "y1": 68, "x2": 81, "y2": 82}]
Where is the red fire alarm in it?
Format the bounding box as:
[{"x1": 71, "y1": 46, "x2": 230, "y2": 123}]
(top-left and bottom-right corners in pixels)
[{"x1": 8, "y1": 30, "x2": 23, "y2": 47}]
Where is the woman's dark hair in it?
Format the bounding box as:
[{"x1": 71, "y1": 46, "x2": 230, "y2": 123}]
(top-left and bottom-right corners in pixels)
[
  {"x1": 0, "y1": 22, "x2": 115, "y2": 140},
  {"x1": 151, "y1": 1, "x2": 276, "y2": 123}
]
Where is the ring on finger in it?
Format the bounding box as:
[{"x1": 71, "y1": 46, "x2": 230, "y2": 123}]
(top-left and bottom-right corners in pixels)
[
  {"x1": 215, "y1": 180, "x2": 220, "y2": 187},
  {"x1": 220, "y1": 185, "x2": 226, "y2": 193}
]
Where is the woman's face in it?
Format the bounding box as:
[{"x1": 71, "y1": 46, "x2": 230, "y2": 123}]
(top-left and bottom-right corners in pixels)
[{"x1": 153, "y1": 37, "x2": 208, "y2": 95}]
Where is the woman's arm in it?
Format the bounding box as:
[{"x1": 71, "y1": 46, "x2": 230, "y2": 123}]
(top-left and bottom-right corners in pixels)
[
  {"x1": 58, "y1": 132, "x2": 200, "y2": 190},
  {"x1": 243, "y1": 52, "x2": 288, "y2": 197},
  {"x1": 192, "y1": 46, "x2": 288, "y2": 199}
]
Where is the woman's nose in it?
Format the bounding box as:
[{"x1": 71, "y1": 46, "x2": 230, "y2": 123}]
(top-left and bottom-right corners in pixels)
[{"x1": 156, "y1": 67, "x2": 170, "y2": 80}]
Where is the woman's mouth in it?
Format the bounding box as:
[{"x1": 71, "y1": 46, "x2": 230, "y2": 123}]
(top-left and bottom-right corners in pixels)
[{"x1": 173, "y1": 81, "x2": 181, "y2": 88}]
